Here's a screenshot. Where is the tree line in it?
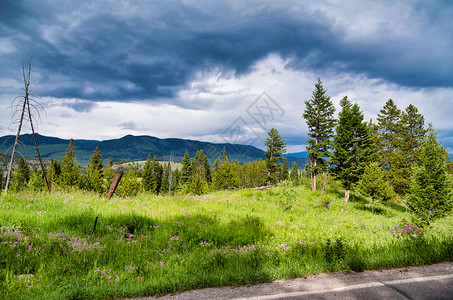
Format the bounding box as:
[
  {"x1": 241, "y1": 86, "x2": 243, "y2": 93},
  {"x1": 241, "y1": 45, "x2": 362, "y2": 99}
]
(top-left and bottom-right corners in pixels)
[{"x1": 1, "y1": 128, "x2": 300, "y2": 196}]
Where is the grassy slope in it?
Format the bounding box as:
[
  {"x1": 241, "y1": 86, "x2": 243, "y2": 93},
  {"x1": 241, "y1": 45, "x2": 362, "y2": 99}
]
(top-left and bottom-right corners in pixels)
[{"x1": 1, "y1": 184, "x2": 452, "y2": 299}]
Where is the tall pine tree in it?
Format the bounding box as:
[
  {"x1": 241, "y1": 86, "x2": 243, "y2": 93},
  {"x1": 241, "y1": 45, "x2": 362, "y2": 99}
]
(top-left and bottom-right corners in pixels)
[
  {"x1": 180, "y1": 150, "x2": 192, "y2": 186},
  {"x1": 332, "y1": 97, "x2": 375, "y2": 202},
  {"x1": 397, "y1": 104, "x2": 427, "y2": 194},
  {"x1": 60, "y1": 138, "x2": 80, "y2": 187},
  {"x1": 290, "y1": 161, "x2": 299, "y2": 185},
  {"x1": 406, "y1": 125, "x2": 452, "y2": 227},
  {"x1": 377, "y1": 100, "x2": 427, "y2": 195},
  {"x1": 303, "y1": 78, "x2": 336, "y2": 191},
  {"x1": 192, "y1": 149, "x2": 211, "y2": 184},
  {"x1": 142, "y1": 155, "x2": 153, "y2": 192},
  {"x1": 264, "y1": 128, "x2": 287, "y2": 185},
  {"x1": 151, "y1": 155, "x2": 163, "y2": 194},
  {"x1": 10, "y1": 157, "x2": 30, "y2": 192},
  {"x1": 85, "y1": 146, "x2": 104, "y2": 193}
]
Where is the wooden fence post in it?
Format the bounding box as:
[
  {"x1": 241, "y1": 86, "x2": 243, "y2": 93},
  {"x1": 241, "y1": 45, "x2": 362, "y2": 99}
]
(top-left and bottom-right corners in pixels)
[{"x1": 106, "y1": 171, "x2": 123, "y2": 199}]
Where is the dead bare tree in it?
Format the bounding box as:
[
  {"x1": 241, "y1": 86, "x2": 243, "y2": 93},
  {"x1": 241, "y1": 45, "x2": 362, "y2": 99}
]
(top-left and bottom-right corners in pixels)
[{"x1": 4, "y1": 59, "x2": 50, "y2": 193}]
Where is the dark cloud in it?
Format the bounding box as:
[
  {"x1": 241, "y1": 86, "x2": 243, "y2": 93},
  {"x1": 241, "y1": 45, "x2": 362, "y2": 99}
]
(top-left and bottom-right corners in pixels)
[
  {"x1": 1, "y1": 0, "x2": 452, "y2": 103},
  {"x1": 60, "y1": 100, "x2": 97, "y2": 113}
]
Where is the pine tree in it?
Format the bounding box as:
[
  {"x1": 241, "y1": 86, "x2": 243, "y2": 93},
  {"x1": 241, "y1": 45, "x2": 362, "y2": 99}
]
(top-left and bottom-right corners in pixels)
[
  {"x1": 303, "y1": 78, "x2": 336, "y2": 191},
  {"x1": 357, "y1": 162, "x2": 393, "y2": 213},
  {"x1": 377, "y1": 100, "x2": 427, "y2": 195},
  {"x1": 60, "y1": 138, "x2": 80, "y2": 187},
  {"x1": 180, "y1": 150, "x2": 192, "y2": 186},
  {"x1": 192, "y1": 149, "x2": 211, "y2": 183},
  {"x1": 142, "y1": 155, "x2": 153, "y2": 192},
  {"x1": 28, "y1": 167, "x2": 44, "y2": 191},
  {"x1": 290, "y1": 161, "x2": 299, "y2": 185},
  {"x1": 151, "y1": 155, "x2": 162, "y2": 194},
  {"x1": 332, "y1": 97, "x2": 375, "y2": 202},
  {"x1": 10, "y1": 157, "x2": 30, "y2": 192},
  {"x1": 281, "y1": 157, "x2": 289, "y2": 181},
  {"x1": 47, "y1": 159, "x2": 61, "y2": 189},
  {"x1": 406, "y1": 125, "x2": 452, "y2": 227},
  {"x1": 170, "y1": 168, "x2": 181, "y2": 192},
  {"x1": 211, "y1": 148, "x2": 237, "y2": 190},
  {"x1": 103, "y1": 157, "x2": 115, "y2": 191},
  {"x1": 396, "y1": 104, "x2": 427, "y2": 194},
  {"x1": 264, "y1": 128, "x2": 287, "y2": 185},
  {"x1": 85, "y1": 146, "x2": 104, "y2": 193},
  {"x1": 116, "y1": 168, "x2": 141, "y2": 197},
  {"x1": 376, "y1": 99, "x2": 402, "y2": 194},
  {"x1": 188, "y1": 173, "x2": 208, "y2": 195},
  {"x1": 160, "y1": 162, "x2": 170, "y2": 194}
]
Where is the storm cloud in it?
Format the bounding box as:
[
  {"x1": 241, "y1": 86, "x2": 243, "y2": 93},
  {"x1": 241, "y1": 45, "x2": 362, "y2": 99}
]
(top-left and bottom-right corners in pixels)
[
  {"x1": 1, "y1": 0, "x2": 452, "y2": 153},
  {"x1": 1, "y1": 0, "x2": 452, "y2": 102}
]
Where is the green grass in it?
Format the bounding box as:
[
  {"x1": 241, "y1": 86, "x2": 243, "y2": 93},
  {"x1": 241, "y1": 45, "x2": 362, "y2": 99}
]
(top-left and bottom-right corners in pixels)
[{"x1": 1, "y1": 185, "x2": 452, "y2": 299}]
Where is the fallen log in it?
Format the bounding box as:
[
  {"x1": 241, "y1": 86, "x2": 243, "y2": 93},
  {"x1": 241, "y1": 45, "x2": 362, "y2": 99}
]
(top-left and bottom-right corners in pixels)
[{"x1": 249, "y1": 185, "x2": 274, "y2": 190}]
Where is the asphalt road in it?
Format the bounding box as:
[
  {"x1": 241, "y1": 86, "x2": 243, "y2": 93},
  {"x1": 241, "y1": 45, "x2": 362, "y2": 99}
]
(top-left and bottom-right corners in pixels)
[{"x1": 137, "y1": 262, "x2": 453, "y2": 300}]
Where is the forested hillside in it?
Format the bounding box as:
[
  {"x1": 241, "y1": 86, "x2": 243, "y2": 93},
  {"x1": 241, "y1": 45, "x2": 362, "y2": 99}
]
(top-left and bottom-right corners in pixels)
[{"x1": 0, "y1": 134, "x2": 263, "y2": 164}]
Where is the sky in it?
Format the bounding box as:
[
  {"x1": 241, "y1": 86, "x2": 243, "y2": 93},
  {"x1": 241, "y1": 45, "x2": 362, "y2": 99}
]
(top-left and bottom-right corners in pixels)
[{"x1": 1, "y1": 0, "x2": 453, "y2": 154}]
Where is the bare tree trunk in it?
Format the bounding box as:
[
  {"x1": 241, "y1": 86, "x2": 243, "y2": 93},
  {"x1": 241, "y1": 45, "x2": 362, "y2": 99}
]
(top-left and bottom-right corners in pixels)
[
  {"x1": 345, "y1": 189, "x2": 350, "y2": 202},
  {"x1": 4, "y1": 99, "x2": 27, "y2": 194},
  {"x1": 106, "y1": 171, "x2": 123, "y2": 199},
  {"x1": 320, "y1": 171, "x2": 328, "y2": 198},
  {"x1": 23, "y1": 61, "x2": 50, "y2": 193},
  {"x1": 312, "y1": 161, "x2": 317, "y2": 191}
]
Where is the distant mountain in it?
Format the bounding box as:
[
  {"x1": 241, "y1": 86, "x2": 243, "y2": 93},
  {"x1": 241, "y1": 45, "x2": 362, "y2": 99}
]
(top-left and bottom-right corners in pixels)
[
  {"x1": 0, "y1": 134, "x2": 306, "y2": 167},
  {"x1": 283, "y1": 152, "x2": 308, "y2": 159}
]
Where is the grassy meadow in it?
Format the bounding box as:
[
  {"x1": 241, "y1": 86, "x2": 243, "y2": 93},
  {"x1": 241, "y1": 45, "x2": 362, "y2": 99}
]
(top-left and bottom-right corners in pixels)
[{"x1": 1, "y1": 182, "x2": 453, "y2": 299}]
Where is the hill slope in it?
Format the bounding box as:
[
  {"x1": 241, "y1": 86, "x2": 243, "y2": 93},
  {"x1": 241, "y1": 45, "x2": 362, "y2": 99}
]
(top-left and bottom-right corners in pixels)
[{"x1": 0, "y1": 134, "x2": 306, "y2": 166}]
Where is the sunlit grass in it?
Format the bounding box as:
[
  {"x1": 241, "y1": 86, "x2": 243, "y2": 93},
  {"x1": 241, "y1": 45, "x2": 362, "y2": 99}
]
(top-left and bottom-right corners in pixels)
[{"x1": 1, "y1": 185, "x2": 452, "y2": 299}]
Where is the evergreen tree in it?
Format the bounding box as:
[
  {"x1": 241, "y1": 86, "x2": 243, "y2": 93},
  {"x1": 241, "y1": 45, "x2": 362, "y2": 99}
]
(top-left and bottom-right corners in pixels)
[
  {"x1": 170, "y1": 168, "x2": 181, "y2": 192},
  {"x1": 357, "y1": 162, "x2": 393, "y2": 213},
  {"x1": 401, "y1": 104, "x2": 426, "y2": 166},
  {"x1": 396, "y1": 104, "x2": 427, "y2": 194},
  {"x1": 441, "y1": 148, "x2": 453, "y2": 175},
  {"x1": 60, "y1": 138, "x2": 80, "y2": 187},
  {"x1": 303, "y1": 78, "x2": 336, "y2": 191},
  {"x1": 281, "y1": 157, "x2": 289, "y2": 181},
  {"x1": 10, "y1": 157, "x2": 30, "y2": 191},
  {"x1": 377, "y1": 100, "x2": 428, "y2": 195},
  {"x1": 160, "y1": 162, "x2": 171, "y2": 194},
  {"x1": 142, "y1": 155, "x2": 153, "y2": 192},
  {"x1": 28, "y1": 167, "x2": 44, "y2": 191},
  {"x1": 151, "y1": 155, "x2": 162, "y2": 194},
  {"x1": 103, "y1": 157, "x2": 115, "y2": 191},
  {"x1": 264, "y1": 128, "x2": 287, "y2": 185},
  {"x1": 332, "y1": 97, "x2": 375, "y2": 202},
  {"x1": 211, "y1": 148, "x2": 237, "y2": 190},
  {"x1": 290, "y1": 161, "x2": 299, "y2": 185},
  {"x1": 192, "y1": 149, "x2": 211, "y2": 183},
  {"x1": 376, "y1": 99, "x2": 402, "y2": 193},
  {"x1": 85, "y1": 146, "x2": 104, "y2": 193},
  {"x1": 188, "y1": 173, "x2": 208, "y2": 195},
  {"x1": 116, "y1": 168, "x2": 141, "y2": 197},
  {"x1": 47, "y1": 159, "x2": 61, "y2": 189},
  {"x1": 180, "y1": 150, "x2": 192, "y2": 186},
  {"x1": 406, "y1": 125, "x2": 452, "y2": 227}
]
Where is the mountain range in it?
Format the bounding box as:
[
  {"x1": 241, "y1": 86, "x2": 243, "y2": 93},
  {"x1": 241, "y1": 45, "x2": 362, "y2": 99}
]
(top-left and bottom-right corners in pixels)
[{"x1": 0, "y1": 134, "x2": 307, "y2": 167}]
